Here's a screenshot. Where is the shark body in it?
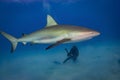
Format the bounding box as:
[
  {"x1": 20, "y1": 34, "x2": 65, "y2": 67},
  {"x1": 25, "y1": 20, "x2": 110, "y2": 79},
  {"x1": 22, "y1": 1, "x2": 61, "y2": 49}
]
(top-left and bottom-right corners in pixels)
[{"x1": 0, "y1": 15, "x2": 100, "y2": 52}]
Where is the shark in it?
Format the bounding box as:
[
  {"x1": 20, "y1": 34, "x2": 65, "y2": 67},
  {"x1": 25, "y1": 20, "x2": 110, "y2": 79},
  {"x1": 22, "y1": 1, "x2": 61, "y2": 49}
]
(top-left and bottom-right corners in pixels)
[{"x1": 0, "y1": 15, "x2": 100, "y2": 53}]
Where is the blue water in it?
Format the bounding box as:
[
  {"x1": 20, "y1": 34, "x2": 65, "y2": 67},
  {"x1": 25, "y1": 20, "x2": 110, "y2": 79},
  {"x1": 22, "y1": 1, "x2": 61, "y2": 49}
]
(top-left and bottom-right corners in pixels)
[{"x1": 0, "y1": 0, "x2": 120, "y2": 80}]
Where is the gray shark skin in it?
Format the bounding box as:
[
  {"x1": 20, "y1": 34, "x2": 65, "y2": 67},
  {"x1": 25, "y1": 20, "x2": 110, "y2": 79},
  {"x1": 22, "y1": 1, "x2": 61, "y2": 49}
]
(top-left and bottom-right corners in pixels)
[{"x1": 0, "y1": 15, "x2": 100, "y2": 53}]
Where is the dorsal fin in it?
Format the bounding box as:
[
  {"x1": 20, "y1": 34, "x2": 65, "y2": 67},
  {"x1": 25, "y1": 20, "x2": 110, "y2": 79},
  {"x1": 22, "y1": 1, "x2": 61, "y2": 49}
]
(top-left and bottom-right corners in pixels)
[
  {"x1": 46, "y1": 15, "x2": 58, "y2": 27},
  {"x1": 22, "y1": 33, "x2": 27, "y2": 37}
]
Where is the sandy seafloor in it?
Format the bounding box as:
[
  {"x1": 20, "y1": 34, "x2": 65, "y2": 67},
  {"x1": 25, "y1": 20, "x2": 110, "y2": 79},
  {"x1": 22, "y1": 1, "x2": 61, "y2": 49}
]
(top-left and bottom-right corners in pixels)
[{"x1": 0, "y1": 40, "x2": 120, "y2": 80}]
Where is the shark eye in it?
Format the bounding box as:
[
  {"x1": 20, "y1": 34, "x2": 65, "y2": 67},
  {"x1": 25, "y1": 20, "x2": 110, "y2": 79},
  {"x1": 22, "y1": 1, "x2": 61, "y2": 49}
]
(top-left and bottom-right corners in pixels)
[{"x1": 90, "y1": 32, "x2": 94, "y2": 34}]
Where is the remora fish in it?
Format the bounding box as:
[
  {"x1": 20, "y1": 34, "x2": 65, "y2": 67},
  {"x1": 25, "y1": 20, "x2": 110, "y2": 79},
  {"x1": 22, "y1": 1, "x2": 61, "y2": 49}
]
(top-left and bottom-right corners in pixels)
[{"x1": 0, "y1": 15, "x2": 100, "y2": 53}]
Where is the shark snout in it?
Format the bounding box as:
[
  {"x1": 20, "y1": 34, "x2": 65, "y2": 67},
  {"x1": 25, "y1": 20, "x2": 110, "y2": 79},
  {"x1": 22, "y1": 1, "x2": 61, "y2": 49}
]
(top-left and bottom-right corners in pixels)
[{"x1": 92, "y1": 31, "x2": 100, "y2": 36}]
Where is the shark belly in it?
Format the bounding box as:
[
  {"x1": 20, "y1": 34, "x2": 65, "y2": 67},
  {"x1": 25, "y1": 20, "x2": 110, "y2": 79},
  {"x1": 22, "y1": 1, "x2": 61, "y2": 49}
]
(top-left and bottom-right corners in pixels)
[{"x1": 32, "y1": 35, "x2": 67, "y2": 44}]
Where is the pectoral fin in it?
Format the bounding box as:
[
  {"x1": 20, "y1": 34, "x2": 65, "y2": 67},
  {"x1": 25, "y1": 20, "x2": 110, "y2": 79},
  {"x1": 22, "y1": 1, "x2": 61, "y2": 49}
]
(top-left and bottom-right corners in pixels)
[{"x1": 46, "y1": 38, "x2": 71, "y2": 50}]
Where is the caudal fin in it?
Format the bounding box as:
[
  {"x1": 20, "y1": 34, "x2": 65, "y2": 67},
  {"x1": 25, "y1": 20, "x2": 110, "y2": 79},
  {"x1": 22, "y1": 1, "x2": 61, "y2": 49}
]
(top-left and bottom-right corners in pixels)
[{"x1": 0, "y1": 31, "x2": 18, "y2": 53}]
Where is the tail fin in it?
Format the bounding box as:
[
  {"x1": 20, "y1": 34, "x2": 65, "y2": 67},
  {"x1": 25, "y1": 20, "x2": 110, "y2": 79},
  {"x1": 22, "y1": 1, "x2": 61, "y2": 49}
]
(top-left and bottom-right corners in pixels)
[{"x1": 0, "y1": 31, "x2": 18, "y2": 53}]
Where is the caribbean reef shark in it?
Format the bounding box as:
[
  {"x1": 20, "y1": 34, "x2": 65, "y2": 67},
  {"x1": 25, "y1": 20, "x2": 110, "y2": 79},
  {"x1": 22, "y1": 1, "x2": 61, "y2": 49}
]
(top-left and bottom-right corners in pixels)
[{"x1": 0, "y1": 15, "x2": 100, "y2": 53}]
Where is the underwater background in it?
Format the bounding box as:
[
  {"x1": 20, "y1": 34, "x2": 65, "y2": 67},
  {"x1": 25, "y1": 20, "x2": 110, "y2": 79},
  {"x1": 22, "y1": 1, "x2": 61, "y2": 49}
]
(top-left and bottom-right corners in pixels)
[{"x1": 0, "y1": 0, "x2": 120, "y2": 80}]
